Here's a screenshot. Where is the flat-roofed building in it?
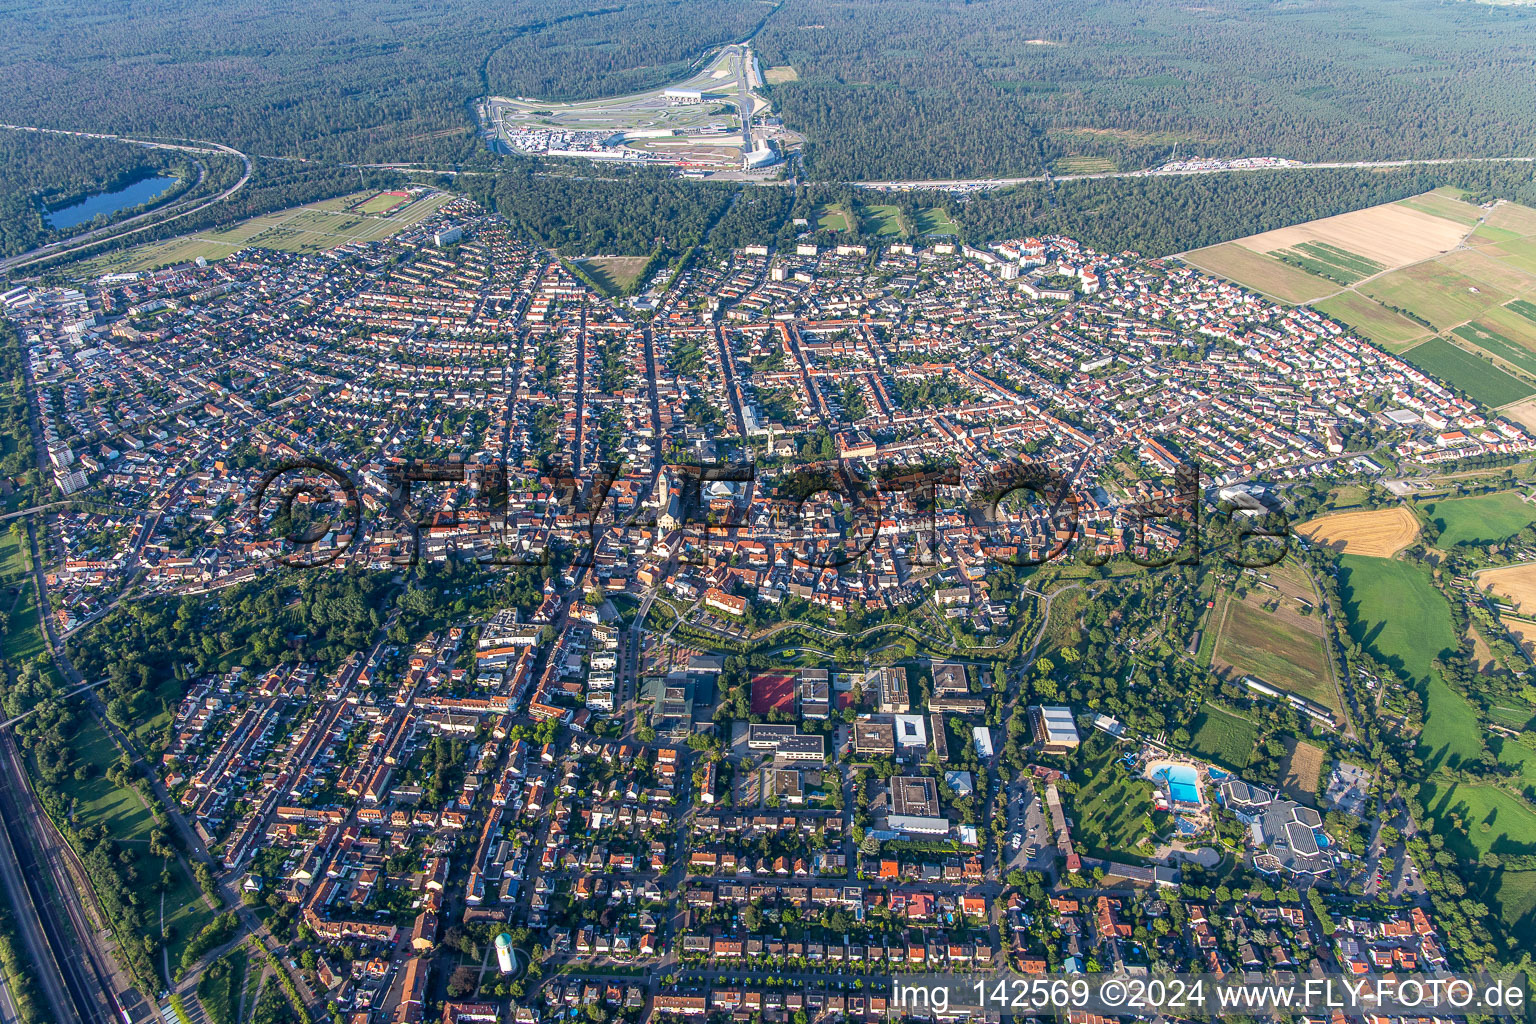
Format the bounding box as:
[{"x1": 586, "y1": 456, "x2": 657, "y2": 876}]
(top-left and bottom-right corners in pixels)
[
  {"x1": 867, "y1": 666, "x2": 909, "y2": 713},
  {"x1": 890, "y1": 775, "x2": 940, "y2": 818},
  {"x1": 1029, "y1": 705, "x2": 1080, "y2": 754}
]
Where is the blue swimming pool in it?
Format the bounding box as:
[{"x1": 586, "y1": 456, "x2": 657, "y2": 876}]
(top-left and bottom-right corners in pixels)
[{"x1": 1154, "y1": 764, "x2": 1203, "y2": 805}]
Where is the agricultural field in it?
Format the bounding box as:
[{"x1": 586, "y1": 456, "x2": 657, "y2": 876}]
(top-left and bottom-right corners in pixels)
[
  {"x1": 1479, "y1": 563, "x2": 1536, "y2": 613},
  {"x1": 1068, "y1": 734, "x2": 1158, "y2": 860},
  {"x1": 1186, "y1": 704, "x2": 1257, "y2": 769},
  {"x1": 1422, "y1": 491, "x2": 1536, "y2": 547},
  {"x1": 1451, "y1": 319, "x2": 1536, "y2": 378},
  {"x1": 1267, "y1": 240, "x2": 1384, "y2": 286},
  {"x1": 73, "y1": 190, "x2": 454, "y2": 275},
  {"x1": 1362, "y1": 263, "x2": 1511, "y2": 331},
  {"x1": 1395, "y1": 189, "x2": 1485, "y2": 227},
  {"x1": 1312, "y1": 290, "x2": 1431, "y2": 350},
  {"x1": 1279, "y1": 737, "x2": 1326, "y2": 805},
  {"x1": 1179, "y1": 242, "x2": 1334, "y2": 303},
  {"x1": 576, "y1": 255, "x2": 653, "y2": 296},
  {"x1": 1209, "y1": 572, "x2": 1340, "y2": 715},
  {"x1": 1237, "y1": 197, "x2": 1470, "y2": 273},
  {"x1": 1294, "y1": 506, "x2": 1419, "y2": 557},
  {"x1": 1399, "y1": 337, "x2": 1535, "y2": 408}
]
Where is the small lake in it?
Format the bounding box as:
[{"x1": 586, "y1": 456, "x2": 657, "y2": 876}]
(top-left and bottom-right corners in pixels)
[{"x1": 44, "y1": 174, "x2": 180, "y2": 231}]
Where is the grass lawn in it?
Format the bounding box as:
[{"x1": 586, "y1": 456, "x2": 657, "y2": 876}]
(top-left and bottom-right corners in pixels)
[
  {"x1": 576, "y1": 255, "x2": 652, "y2": 296},
  {"x1": 1186, "y1": 704, "x2": 1257, "y2": 769},
  {"x1": 1067, "y1": 734, "x2": 1157, "y2": 860},
  {"x1": 1211, "y1": 591, "x2": 1339, "y2": 714},
  {"x1": 72, "y1": 191, "x2": 454, "y2": 275},
  {"x1": 815, "y1": 204, "x2": 854, "y2": 232},
  {"x1": 1337, "y1": 554, "x2": 1483, "y2": 769},
  {"x1": 1416, "y1": 780, "x2": 1536, "y2": 860},
  {"x1": 1400, "y1": 337, "x2": 1535, "y2": 408},
  {"x1": 49, "y1": 714, "x2": 214, "y2": 972},
  {"x1": 196, "y1": 949, "x2": 247, "y2": 1024},
  {"x1": 1423, "y1": 491, "x2": 1536, "y2": 547},
  {"x1": 914, "y1": 207, "x2": 959, "y2": 236},
  {"x1": 1474, "y1": 868, "x2": 1536, "y2": 951},
  {"x1": 860, "y1": 204, "x2": 908, "y2": 237},
  {"x1": 763, "y1": 65, "x2": 798, "y2": 84}
]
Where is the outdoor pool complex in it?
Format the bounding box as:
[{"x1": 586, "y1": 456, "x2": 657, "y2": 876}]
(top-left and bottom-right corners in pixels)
[{"x1": 1152, "y1": 763, "x2": 1203, "y2": 805}]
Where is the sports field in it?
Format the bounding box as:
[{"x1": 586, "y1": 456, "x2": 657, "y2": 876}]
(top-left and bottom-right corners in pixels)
[
  {"x1": 1186, "y1": 704, "x2": 1257, "y2": 769},
  {"x1": 1400, "y1": 337, "x2": 1535, "y2": 407},
  {"x1": 1294, "y1": 506, "x2": 1419, "y2": 557},
  {"x1": 914, "y1": 207, "x2": 959, "y2": 236},
  {"x1": 861, "y1": 204, "x2": 908, "y2": 237},
  {"x1": 1423, "y1": 491, "x2": 1536, "y2": 547},
  {"x1": 1479, "y1": 563, "x2": 1536, "y2": 613},
  {"x1": 352, "y1": 190, "x2": 412, "y2": 214},
  {"x1": 815, "y1": 204, "x2": 854, "y2": 232},
  {"x1": 73, "y1": 190, "x2": 455, "y2": 275}
]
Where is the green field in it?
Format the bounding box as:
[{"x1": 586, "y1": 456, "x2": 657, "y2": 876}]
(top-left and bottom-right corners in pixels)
[
  {"x1": 1272, "y1": 241, "x2": 1385, "y2": 285},
  {"x1": 354, "y1": 191, "x2": 409, "y2": 214},
  {"x1": 50, "y1": 715, "x2": 214, "y2": 972},
  {"x1": 1396, "y1": 190, "x2": 1484, "y2": 227},
  {"x1": 1400, "y1": 337, "x2": 1535, "y2": 407},
  {"x1": 73, "y1": 191, "x2": 454, "y2": 275},
  {"x1": 197, "y1": 949, "x2": 247, "y2": 1024},
  {"x1": 1312, "y1": 291, "x2": 1431, "y2": 350},
  {"x1": 1186, "y1": 704, "x2": 1257, "y2": 769},
  {"x1": 576, "y1": 255, "x2": 652, "y2": 296},
  {"x1": 815, "y1": 204, "x2": 855, "y2": 232},
  {"x1": 1068, "y1": 734, "x2": 1158, "y2": 860},
  {"x1": 1452, "y1": 320, "x2": 1536, "y2": 379},
  {"x1": 860, "y1": 204, "x2": 908, "y2": 237},
  {"x1": 1474, "y1": 868, "x2": 1536, "y2": 949},
  {"x1": 914, "y1": 207, "x2": 959, "y2": 236},
  {"x1": 1336, "y1": 555, "x2": 1482, "y2": 769},
  {"x1": 1417, "y1": 780, "x2": 1536, "y2": 861},
  {"x1": 1362, "y1": 262, "x2": 1511, "y2": 331},
  {"x1": 1211, "y1": 594, "x2": 1340, "y2": 714},
  {"x1": 1422, "y1": 491, "x2": 1536, "y2": 547}
]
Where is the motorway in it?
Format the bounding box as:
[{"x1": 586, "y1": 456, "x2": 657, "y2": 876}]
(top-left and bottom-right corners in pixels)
[{"x1": 0, "y1": 124, "x2": 253, "y2": 274}]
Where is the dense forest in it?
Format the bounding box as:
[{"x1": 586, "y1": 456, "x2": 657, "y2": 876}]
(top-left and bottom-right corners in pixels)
[
  {"x1": 755, "y1": 0, "x2": 1536, "y2": 179},
  {"x1": 0, "y1": 132, "x2": 187, "y2": 258},
  {"x1": 2, "y1": 0, "x2": 1535, "y2": 187}
]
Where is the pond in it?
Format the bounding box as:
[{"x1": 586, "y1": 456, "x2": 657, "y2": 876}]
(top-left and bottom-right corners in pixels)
[{"x1": 44, "y1": 174, "x2": 179, "y2": 231}]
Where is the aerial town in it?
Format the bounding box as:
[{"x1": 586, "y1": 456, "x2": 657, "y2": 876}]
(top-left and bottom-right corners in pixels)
[{"x1": 0, "y1": 191, "x2": 1520, "y2": 1024}]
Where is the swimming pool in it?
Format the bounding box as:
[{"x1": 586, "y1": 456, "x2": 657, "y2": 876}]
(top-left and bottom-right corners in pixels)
[{"x1": 1150, "y1": 762, "x2": 1203, "y2": 806}]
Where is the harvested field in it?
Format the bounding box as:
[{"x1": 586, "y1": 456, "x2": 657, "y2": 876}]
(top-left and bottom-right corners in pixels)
[
  {"x1": 1479, "y1": 563, "x2": 1536, "y2": 614},
  {"x1": 1279, "y1": 737, "x2": 1325, "y2": 804},
  {"x1": 1180, "y1": 242, "x2": 1334, "y2": 303},
  {"x1": 1295, "y1": 507, "x2": 1419, "y2": 557},
  {"x1": 1235, "y1": 199, "x2": 1470, "y2": 271}
]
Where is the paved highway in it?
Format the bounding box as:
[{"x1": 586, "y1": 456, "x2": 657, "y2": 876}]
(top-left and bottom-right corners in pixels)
[{"x1": 0, "y1": 124, "x2": 252, "y2": 273}]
